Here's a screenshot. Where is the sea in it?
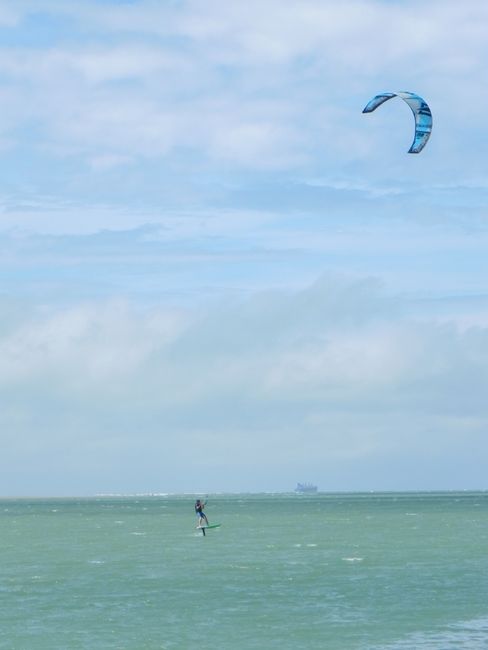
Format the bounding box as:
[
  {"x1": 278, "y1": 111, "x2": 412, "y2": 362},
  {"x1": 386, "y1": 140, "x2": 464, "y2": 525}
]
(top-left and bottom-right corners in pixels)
[{"x1": 1, "y1": 492, "x2": 488, "y2": 649}]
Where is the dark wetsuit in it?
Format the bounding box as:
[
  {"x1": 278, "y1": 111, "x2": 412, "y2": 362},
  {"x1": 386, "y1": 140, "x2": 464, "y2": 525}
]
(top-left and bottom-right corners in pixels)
[{"x1": 195, "y1": 500, "x2": 208, "y2": 532}]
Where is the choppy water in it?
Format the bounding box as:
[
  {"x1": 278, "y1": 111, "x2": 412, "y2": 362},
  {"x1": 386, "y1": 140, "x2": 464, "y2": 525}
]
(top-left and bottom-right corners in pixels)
[{"x1": 1, "y1": 492, "x2": 488, "y2": 649}]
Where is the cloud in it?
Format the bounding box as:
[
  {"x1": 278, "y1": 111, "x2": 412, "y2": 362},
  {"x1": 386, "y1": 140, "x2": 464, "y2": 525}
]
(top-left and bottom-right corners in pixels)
[
  {"x1": 1, "y1": 0, "x2": 488, "y2": 174},
  {"x1": 60, "y1": 1, "x2": 488, "y2": 73},
  {"x1": 0, "y1": 300, "x2": 185, "y2": 388},
  {"x1": 0, "y1": 4, "x2": 22, "y2": 27},
  {"x1": 1, "y1": 276, "x2": 488, "y2": 493},
  {"x1": 2, "y1": 199, "x2": 488, "y2": 312}
]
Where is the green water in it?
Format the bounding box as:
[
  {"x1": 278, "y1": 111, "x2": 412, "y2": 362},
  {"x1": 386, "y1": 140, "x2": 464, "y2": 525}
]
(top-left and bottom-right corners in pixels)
[{"x1": 1, "y1": 493, "x2": 488, "y2": 649}]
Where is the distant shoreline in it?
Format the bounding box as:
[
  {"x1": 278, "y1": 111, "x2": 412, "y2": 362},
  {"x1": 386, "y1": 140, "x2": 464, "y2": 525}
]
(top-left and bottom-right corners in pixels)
[{"x1": 1, "y1": 489, "x2": 487, "y2": 500}]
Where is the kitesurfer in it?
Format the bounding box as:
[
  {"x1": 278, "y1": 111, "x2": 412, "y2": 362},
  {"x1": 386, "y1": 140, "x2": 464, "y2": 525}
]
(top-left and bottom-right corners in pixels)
[{"x1": 195, "y1": 499, "x2": 209, "y2": 528}]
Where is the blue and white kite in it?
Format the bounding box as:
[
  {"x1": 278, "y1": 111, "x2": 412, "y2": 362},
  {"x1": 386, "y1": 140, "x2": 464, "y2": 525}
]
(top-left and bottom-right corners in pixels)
[{"x1": 362, "y1": 91, "x2": 432, "y2": 153}]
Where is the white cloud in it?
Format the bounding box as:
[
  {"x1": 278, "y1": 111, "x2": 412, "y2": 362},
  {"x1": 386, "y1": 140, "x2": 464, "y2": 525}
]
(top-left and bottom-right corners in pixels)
[
  {"x1": 1, "y1": 0, "x2": 488, "y2": 171},
  {"x1": 1, "y1": 277, "x2": 488, "y2": 492},
  {"x1": 89, "y1": 153, "x2": 134, "y2": 171},
  {"x1": 0, "y1": 300, "x2": 186, "y2": 388},
  {"x1": 0, "y1": 4, "x2": 21, "y2": 27}
]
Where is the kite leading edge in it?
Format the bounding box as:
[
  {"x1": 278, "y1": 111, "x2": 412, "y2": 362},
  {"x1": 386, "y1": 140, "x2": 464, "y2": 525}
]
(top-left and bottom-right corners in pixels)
[{"x1": 362, "y1": 91, "x2": 432, "y2": 153}]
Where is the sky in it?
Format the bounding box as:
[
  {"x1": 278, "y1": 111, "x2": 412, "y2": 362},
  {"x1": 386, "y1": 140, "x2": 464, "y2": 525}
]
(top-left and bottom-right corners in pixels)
[{"x1": 1, "y1": 0, "x2": 488, "y2": 495}]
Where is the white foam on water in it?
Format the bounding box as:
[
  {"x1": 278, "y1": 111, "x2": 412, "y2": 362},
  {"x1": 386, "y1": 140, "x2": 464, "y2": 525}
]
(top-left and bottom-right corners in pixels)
[
  {"x1": 371, "y1": 616, "x2": 488, "y2": 649},
  {"x1": 230, "y1": 565, "x2": 252, "y2": 570},
  {"x1": 342, "y1": 557, "x2": 364, "y2": 562}
]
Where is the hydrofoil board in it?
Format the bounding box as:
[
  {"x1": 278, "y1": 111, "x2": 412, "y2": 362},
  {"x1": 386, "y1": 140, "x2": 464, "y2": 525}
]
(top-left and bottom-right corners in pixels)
[{"x1": 196, "y1": 523, "x2": 221, "y2": 530}]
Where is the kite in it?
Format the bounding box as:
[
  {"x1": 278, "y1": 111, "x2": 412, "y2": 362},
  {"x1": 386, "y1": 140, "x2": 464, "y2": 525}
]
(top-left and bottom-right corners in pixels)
[{"x1": 362, "y1": 91, "x2": 432, "y2": 153}]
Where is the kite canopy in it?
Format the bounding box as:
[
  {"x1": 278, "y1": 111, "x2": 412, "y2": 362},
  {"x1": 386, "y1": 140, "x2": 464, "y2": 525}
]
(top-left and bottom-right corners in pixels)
[{"x1": 362, "y1": 91, "x2": 432, "y2": 153}]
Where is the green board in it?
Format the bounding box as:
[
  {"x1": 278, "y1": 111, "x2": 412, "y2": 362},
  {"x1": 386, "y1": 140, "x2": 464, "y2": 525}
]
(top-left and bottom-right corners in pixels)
[{"x1": 197, "y1": 523, "x2": 221, "y2": 530}]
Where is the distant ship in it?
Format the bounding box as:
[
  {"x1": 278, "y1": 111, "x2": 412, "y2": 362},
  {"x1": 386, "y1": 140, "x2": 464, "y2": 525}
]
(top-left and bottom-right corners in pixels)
[{"x1": 294, "y1": 482, "x2": 318, "y2": 494}]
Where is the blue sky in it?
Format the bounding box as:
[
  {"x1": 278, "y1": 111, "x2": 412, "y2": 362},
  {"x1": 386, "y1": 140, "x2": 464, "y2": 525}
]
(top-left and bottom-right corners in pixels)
[{"x1": 1, "y1": 0, "x2": 488, "y2": 495}]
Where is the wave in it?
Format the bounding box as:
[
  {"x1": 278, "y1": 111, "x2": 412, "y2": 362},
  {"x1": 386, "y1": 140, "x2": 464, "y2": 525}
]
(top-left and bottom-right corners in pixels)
[{"x1": 372, "y1": 616, "x2": 488, "y2": 649}]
